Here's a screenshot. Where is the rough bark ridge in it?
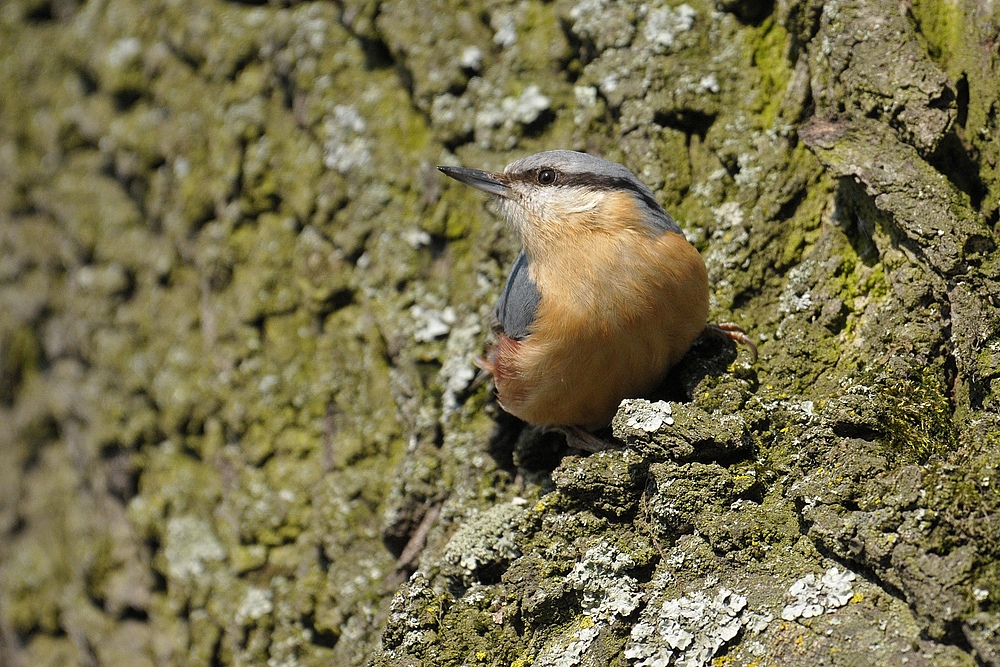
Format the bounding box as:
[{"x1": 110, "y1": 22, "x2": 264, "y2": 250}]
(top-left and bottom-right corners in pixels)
[{"x1": 1, "y1": 0, "x2": 999, "y2": 665}]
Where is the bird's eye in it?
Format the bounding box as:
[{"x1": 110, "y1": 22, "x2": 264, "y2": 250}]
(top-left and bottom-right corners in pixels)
[{"x1": 537, "y1": 168, "x2": 557, "y2": 185}]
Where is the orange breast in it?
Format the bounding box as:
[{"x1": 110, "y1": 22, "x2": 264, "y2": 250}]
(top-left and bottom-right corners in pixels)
[{"x1": 491, "y1": 227, "x2": 708, "y2": 431}]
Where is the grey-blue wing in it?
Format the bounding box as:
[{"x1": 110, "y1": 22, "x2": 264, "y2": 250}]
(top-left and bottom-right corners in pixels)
[
  {"x1": 494, "y1": 251, "x2": 540, "y2": 340},
  {"x1": 643, "y1": 205, "x2": 682, "y2": 235}
]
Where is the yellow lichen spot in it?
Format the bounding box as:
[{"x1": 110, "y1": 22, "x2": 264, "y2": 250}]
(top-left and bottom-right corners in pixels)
[
  {"x1": 712, "y1": 656, "x2": 734, "y2": 666},
  {"x1": 534, "y1": 500, "x2": 547, "y2": 513},
  {"x1": 477, "y1": 651, "x2": 487, "y2": 660},
  {"x1": 850, "y1": 592, "x2": 864, "y2": 603},
  {"x1": 579, "y1": 615, "x2": 595, "y2": 629}
]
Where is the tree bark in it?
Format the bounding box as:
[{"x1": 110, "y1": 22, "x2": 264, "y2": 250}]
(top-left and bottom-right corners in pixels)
[{"x1": 1, "y1": 0, "x2": 999, "y2": 665}]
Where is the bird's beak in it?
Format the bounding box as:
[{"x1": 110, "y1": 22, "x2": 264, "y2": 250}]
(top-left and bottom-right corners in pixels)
[{"x1": 438, "y1": 166, "x2": 511, "y2": 198}]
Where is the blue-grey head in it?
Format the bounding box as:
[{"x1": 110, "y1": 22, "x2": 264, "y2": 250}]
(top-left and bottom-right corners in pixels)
[{"x1": 438, "y1": 150, "x2": 682, "y2": 245}]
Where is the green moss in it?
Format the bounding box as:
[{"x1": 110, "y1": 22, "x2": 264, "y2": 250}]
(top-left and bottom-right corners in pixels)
[
  {"x1": 854, "y1": 363, "x2": 957, "y2": 463},
  {"x1": 0, "y1": 325, "x2": 40, "y2": 403},
  {"x1": 912, "y1": 0, "x2": 1000, "y2": 221},
  {"x1": 909, "y1": 0, "x2": 964, "y2": 68},
  {"x1": 748, "y1": 18, "x2": 793, "y2": 126}
]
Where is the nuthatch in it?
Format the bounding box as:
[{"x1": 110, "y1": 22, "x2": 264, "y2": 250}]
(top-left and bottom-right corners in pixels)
[{"x1": 439, "y1": 150, "x2": 754, "y2": 450}]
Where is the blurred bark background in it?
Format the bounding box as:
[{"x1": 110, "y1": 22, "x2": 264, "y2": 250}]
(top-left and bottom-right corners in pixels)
[{"x1": 2, "y1": 0, "x2": 999, "y2": 665}]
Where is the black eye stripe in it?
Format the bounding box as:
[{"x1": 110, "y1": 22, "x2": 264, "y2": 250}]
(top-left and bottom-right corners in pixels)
[
  {"x1": 512, "y1": 170, "x2": 664, "y2": 213},
  {"x1": 545, "y1": 173, "x2": 663, "y2": 212},
  {"x1": 507, "y1": 166, "x2": 680, "y2": 234}
]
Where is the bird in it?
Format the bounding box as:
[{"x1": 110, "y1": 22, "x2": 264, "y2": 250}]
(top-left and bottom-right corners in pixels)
[{"x1": 438, "y1": 150, "x2": 755, "y2": 451}]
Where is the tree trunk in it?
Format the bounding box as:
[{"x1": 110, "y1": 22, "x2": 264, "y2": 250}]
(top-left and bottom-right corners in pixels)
[{"x1": 1, "y1": 0, "x2": 999, "y2": 665}]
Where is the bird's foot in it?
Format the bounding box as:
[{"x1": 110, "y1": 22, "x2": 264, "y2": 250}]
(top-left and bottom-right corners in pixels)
[
  {"x1": 706, "y1": 322, "x2": 758, "y2": 363},
  {"x1": 552, "y1": 426, "x2": 619, "y2": 453}
]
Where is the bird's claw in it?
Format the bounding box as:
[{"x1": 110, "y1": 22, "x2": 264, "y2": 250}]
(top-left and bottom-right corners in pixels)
[
  {"x1": 707, "y1": 322, "x2": 758, "y2": 363},
  {"x1": 553, "y1": 426, "x2": 618, "y2": 452}
]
